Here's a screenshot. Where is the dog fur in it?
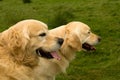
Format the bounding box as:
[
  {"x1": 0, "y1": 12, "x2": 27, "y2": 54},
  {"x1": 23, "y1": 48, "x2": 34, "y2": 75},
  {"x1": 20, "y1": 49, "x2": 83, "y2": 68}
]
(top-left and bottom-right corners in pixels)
[
  {"x1": 34, "y1": 21, "x2": 101, "y2": 80},
  {"x1": 0, "y1": 19, "x2": 63, "y2": 80}
]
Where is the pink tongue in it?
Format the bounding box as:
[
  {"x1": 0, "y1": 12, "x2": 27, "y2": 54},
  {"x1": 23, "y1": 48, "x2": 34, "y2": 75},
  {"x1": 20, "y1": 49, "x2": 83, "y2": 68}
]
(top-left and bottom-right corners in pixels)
[{"x1": 51, "y1": 51, "x2": 61, "y2": 60}]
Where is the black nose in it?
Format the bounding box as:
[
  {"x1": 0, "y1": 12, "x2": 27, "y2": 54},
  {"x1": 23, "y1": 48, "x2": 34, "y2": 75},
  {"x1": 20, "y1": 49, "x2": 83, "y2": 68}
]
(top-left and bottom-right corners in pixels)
[
  {"x1": 57, "y1": 38, "x2": 64, "y2": 45},
  {"x1": 98, "y1": 37, "x2": 101, "y2": 42}
]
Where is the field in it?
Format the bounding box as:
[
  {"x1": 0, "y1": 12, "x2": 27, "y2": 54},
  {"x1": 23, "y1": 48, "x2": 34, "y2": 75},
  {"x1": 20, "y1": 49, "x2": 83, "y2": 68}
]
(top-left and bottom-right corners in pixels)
[{"x1": 0, "y1": 0, "x2": 120, "y2": 80}]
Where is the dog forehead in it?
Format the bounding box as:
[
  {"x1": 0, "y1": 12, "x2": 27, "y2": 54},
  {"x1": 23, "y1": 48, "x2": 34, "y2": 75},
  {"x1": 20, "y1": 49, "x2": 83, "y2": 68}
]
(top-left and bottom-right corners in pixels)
[
  {"x1": 78, "y1": 22, "x2": 90, "y2": 30},
  {"x1": 68, "y1": 22, "x2": 90, "y2": 31},
  {"x1": 25, "y1": 20, "x2": 48, "y2": 34},
  {"x1": 71, "y1": 22, "x2": 90, "y2": 37},
  {"x1": 29, "y1": 24, "x2": 47, "y2": 31},
  {"x1": 77, "y1": 23, "x2": 90, "y2": 33},
  {"x1": 28, "y1": 26, "x2": 48, "y2": 36},
  {"x1": 13, "y1": 19, "x2": 48, "y2": 31}
]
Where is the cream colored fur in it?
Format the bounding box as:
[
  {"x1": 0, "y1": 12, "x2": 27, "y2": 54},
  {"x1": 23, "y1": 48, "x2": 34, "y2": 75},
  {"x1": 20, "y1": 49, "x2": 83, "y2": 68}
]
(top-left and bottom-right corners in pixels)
[
  {"x1": 0, "y1": 19, "x2": 62, "y2": 80},
  {"x1": 35, "y1": 21, "x2": 100, "y2": 80}
]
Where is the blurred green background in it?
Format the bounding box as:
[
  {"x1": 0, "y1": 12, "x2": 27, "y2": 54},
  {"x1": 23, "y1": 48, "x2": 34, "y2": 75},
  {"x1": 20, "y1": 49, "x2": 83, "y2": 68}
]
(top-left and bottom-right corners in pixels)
[{"x1": 0, "y1": 0, "x2": 120, "y2": 80}]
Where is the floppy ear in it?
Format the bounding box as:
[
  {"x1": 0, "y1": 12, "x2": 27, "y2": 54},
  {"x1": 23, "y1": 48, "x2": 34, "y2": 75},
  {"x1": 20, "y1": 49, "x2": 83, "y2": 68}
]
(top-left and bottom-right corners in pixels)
[
  {"x1": 65, "y1": 29, "x2": 82, "y2": 51},
  {"x1": 5, "y1": 28, "x2": 29, "y2": 50},
  {"x1": 8, "y1": 29, "x2": 22, "y2": 48}
]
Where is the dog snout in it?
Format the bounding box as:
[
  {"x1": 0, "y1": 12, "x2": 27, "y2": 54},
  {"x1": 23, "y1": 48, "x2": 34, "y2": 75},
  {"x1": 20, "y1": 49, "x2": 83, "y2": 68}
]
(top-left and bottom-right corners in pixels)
[
  {"x1": 57, "y1": 38, "x2": 64, "y2": 45},
  {"x1": 98, "y1": 37, "x2": 101, "y2": 42}
]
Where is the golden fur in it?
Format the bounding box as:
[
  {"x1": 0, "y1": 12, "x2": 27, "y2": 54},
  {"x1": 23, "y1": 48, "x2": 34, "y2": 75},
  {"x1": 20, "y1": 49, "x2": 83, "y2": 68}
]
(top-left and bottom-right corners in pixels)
[
  {"x1": 35, "y1": 21, "x2": 101, "y2": 80},
  {"x1": 0, "y1": 19, "x2": 62, "y2": 80}
]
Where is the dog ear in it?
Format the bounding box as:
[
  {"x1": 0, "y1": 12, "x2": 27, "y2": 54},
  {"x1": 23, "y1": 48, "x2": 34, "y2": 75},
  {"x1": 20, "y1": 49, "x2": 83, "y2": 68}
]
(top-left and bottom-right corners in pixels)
[
  {"x1": 68, "y1": 34, "x2": 82, "y2": 51},
  {"x1": 8, "y1": 29, "x2": 22, "y2": 48},
  {"x1": 6, "y1": 28, "x2": 29, "y2": 50},
  {"x1": 65, "y1": 29, "x2": 82, "y2": 51}
]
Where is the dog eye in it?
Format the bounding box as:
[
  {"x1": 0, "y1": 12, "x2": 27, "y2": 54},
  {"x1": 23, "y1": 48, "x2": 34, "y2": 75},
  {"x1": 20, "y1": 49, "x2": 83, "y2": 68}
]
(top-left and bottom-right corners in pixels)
[
  {"x1": 39, "y1": 33, "x2": 46, "y2": 37},
  {"x1": 88, "y1": 31, "x2": 91, "y2": 34}
]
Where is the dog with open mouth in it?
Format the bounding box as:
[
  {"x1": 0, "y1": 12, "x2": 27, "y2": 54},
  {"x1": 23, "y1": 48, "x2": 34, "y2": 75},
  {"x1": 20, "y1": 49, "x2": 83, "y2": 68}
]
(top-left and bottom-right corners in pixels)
[
  {"x1": 0, "y1": 19, "x2": 64, "y2": 80},
  {"x1": 36, "y1": 34, "x2": 64, "y2": 60},
  {"x1": 34, "y1": 21, "x2": 101, "y2": 80}
]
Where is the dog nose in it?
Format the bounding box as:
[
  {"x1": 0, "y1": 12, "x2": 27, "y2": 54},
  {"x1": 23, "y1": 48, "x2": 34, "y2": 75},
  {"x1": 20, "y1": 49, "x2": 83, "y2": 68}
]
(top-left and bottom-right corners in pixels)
[
  {"x1": 98, "y1": 37, "x2": 101, "y2": 42},
  {"x1": 57, "y1": 38, "x2": 64, "y2": 45}
]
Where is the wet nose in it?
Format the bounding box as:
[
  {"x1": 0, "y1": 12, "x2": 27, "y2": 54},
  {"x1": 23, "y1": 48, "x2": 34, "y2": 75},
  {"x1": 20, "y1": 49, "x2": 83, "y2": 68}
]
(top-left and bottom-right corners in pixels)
[
  {"x1": 98, "y1": 37, "x2": 101, "y2": 42},
  {"x1": 57, "y1": 38, "x2": 64, "y2": 45}
]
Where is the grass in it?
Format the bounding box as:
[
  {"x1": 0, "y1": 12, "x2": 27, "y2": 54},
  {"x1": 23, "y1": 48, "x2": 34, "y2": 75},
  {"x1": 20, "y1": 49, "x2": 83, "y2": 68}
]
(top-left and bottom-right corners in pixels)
[
  {"x1": 22, "y1": 0, "x2": 32, "y2": 3},
  {"x1": 0, "y1": 0, "x2": 120, "y2": 80}
]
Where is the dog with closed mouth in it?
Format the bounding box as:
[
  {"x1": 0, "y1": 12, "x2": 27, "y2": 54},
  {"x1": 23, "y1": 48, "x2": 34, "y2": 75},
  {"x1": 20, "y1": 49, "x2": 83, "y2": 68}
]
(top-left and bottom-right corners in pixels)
[{"x1": 0, "y1": 19, "x2": 64, "y2": 80}]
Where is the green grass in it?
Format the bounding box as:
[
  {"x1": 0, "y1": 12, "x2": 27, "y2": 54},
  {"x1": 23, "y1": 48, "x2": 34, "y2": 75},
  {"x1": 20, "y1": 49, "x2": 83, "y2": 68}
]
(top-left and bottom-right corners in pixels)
[{"x1": 0, "y1": 0, "x2": 120, "y2": 80}]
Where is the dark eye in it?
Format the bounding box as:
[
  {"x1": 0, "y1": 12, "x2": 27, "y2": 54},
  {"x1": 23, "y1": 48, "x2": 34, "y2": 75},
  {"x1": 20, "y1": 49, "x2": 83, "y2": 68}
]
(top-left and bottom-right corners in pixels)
[
  {"x1": 39, "y1": 33, "x2": 46, "y2": 37},
  {"x1": 88, "y1": 31, "x2": 91, "y2": 34}
]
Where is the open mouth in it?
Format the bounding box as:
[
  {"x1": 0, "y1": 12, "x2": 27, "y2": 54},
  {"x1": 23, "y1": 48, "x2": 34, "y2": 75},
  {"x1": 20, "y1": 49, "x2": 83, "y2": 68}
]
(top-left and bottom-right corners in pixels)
[
  {"x1": 36, "y1": 48, "x2": 61, "y2": 60},
  {"x1": 82, "y1": 43, "x2": 96, "y2": 51}
]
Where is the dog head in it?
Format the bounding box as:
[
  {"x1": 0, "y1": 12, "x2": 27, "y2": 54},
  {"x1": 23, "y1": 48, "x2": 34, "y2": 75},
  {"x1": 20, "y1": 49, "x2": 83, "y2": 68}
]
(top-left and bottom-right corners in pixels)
[
  {"x1": 0, "y1": 19, "x2": 64, "y2": 67},
  {"x1": 65, "y1": 21, "x2": 101, "y2": 51}
]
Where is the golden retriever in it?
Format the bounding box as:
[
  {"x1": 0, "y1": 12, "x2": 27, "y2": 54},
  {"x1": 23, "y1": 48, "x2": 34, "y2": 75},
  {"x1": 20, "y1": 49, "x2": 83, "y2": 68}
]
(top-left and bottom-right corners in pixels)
[
  {"x1": 35, "y1": 21, "x2": 101, "y2": 80},
  {"x1": 0, "y1": 19, "x2": 64, "y2": 80}
]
